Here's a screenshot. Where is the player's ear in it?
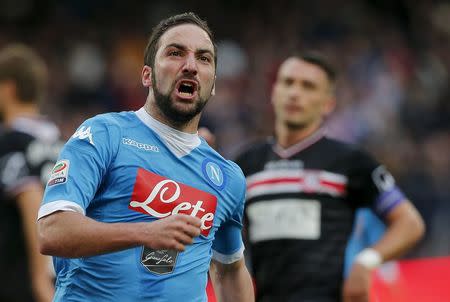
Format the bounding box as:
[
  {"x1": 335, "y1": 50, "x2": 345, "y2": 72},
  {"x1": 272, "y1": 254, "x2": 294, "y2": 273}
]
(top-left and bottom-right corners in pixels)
[
  {"x1": 142, "y1": 65, "x2": 153, "y2": 87},
  {"x1": 211, "y1": 77, "x2": 216, "y2": 96},
  {"x1": 323, "y1": 96, "x2": 336, "y2": 116},
  {"x1": 0, "y1": 80, "x2": 17, "y2": 103}
]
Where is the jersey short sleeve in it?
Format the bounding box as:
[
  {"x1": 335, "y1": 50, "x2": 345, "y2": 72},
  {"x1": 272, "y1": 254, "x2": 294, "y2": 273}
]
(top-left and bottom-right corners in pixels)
[
  {"x1": 38, "y1": 115, "x2": 121, "y2": 219},
  {"x1": 211, "y1": 163, "x2": 246, "y2": 264},
  {"x1": 347, "y1": 149, "x2": 406, "y2": 218},
  {"x1": 0, "y1": 135, "x2": 60, "y2": 198},
  {"x1": 0, "y1": 146, "x2": 38, "y2": 197}
]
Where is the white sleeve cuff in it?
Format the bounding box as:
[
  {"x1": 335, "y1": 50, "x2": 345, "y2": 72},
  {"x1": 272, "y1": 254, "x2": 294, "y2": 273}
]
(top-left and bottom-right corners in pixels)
[
  {"x1": 38, "y1": 200, "x2": 85, "y2": 220},
  {"x1": 212, "y1": 245, "x2": 245, "y2": 264}
]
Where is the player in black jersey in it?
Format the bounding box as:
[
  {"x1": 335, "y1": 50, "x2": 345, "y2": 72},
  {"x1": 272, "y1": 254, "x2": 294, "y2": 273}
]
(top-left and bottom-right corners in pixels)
[
  {"x1": 235, "y1": 53, "x2": 425, "y2": 302},
  {"x1": 0, "y1": 44, "x2": 60, "y2": 302}
]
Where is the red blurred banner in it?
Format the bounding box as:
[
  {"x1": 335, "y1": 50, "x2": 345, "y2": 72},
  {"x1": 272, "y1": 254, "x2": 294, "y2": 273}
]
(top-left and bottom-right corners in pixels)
[
  {"x1": 371, "y1": 256, "x2": 450, "y2": 302},
  {"x1": 207, "y1": 256, "x2": 450, "y2": 302}
]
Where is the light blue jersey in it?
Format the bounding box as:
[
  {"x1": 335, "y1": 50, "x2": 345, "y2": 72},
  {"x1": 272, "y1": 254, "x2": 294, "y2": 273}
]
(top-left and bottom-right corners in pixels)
[{"x1": 39, "y1": 108, "x2": 246, "y2": 302}]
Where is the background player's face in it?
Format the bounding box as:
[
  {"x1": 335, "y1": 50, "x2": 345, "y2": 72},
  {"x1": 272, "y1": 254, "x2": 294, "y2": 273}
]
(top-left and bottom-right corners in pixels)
[
  {"x1": 151, "y1": 24, "x2": 216, "y2": 123},
  {"x1": 271, "y1": 57, "x2": 335, "y2": 130}
]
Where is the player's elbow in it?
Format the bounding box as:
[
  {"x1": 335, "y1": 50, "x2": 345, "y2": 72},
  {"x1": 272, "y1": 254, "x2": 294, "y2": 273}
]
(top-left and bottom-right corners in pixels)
[
  {"x1": 37, "y1": 214, "x2": 61, "y2": 255},
  {"x1": 406, "y1": 209, "x2": 426, "y2": 244},
  {"x1": 414, "y1": 214, "x2": 426, "y2": 242}
]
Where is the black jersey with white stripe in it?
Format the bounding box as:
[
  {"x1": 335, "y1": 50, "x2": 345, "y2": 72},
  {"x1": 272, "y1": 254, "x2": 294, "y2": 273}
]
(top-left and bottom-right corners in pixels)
[
  {"x1": 235, "y1": 129, "x2": 405, "y2": 302},
  {"x1": 0, "y1": 116, "x2": 62, "y2": 302}
]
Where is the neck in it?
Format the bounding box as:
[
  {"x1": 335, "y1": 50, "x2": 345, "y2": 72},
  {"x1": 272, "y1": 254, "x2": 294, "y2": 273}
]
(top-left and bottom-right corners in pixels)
[
  {"x1": 275, "y1": 120, "x2": 322, "y2": 148},
  {"x1": 143, "y1": 97, "x2": 199, "y2": 134},
  {"x1": 3, "y1": 101, "x2": 39, "y2": 127}
]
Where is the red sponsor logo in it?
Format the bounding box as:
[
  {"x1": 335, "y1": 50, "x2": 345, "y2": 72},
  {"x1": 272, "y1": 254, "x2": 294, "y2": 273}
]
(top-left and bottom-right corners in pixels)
[{"x1": 129, "y1": 168, "x2": 217, "y2": 236}]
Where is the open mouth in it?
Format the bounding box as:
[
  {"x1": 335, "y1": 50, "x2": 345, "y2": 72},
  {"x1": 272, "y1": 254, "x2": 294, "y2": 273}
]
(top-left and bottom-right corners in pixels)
[{"x1": 176, "y1": 80, "x2": 198, "y2": 98}]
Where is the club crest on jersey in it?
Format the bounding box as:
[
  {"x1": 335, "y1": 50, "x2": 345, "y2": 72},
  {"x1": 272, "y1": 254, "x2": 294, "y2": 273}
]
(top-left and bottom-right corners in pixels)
[
  {"x1": 72, "y1": 126, "x2": 94, "y2": 145},
  {"x1": 202, "y1": 159, "x2": 226, "y2": 190},
  {"x1": 47, "y1": 159, "x2": 69, "y2": 186},
  {"x1": 129, "y1": 168, "x2": 217, "y2": 237}
]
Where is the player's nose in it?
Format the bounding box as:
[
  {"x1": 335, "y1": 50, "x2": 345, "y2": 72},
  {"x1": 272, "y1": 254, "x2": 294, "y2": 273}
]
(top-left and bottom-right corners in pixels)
[
  {"x1": 287, "y1": 87, "x2": 302, "y2": 102},
  {"x1": 182, "y1": 53, "x2": 198, "y2": 76}
]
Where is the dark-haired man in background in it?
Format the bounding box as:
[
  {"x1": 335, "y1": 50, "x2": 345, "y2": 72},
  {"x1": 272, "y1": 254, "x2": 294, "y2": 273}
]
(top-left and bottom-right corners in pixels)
[
  {"x1": 0, "y1": 44, "x2": 57, "y2": 302},
  {"x1": 235, "y1": 53, "x2": 425, "y2": 302}
]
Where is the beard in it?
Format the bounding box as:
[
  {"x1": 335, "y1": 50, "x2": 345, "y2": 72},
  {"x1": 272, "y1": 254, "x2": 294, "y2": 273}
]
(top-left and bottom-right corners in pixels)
[{"x1": 152, "y1": 74, "x2": 209, "y2": 124}]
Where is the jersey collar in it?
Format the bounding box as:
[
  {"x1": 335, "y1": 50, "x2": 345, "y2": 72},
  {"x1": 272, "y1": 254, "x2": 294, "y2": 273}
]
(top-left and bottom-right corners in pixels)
[
  {"x1": 135, "y1": 107, "x2": 201, "y2": 158},
  {"x1": 273, "y1": 127, "x2": 326, "y2": 159}
]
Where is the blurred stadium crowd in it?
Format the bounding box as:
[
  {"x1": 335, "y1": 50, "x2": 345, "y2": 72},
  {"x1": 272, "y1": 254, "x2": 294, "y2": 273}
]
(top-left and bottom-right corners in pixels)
[{"x1": 1, "y1": 0, "x2": 449, "y2": 258}]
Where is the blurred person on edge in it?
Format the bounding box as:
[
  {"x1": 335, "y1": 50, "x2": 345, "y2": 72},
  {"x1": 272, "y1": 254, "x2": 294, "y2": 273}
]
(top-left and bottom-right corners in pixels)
[
  {"x1": 0, "y1": 44, "x2": 58, "y2": 302},
  {"x1": 234, "y1": 52, "x2": 425, "y2": 302},
  {"x1": 37, "y1": 12, "x2": 254, "y2": 302}
]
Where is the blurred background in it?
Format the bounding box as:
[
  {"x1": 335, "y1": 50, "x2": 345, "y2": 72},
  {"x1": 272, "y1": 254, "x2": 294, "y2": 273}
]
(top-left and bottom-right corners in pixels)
[{"x1": 1, "y1": 0, "x2": 448, "y2": 258}]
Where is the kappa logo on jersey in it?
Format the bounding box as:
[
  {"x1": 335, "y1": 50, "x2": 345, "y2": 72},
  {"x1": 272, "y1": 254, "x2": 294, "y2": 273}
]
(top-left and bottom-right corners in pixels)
[
  {"x1": 47, "y1": 159, "x2": 69, "y2": 186},
  {"x1": 72, "y1": 126, "x2": 94, "y2": 145},
  {"x1": 122, "y1": 138, "x2": 159, "y2": 152},
  {"x1": 129, "y1": 168, "x2": 217, "y2": 237},
  {"x1": 202, "y1": 159, "x2": 226, "y2": 190}
]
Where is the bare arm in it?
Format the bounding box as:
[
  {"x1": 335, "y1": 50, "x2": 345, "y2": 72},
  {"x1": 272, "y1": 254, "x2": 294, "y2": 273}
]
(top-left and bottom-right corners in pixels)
[
  {"x1": 371, "y1": 200, "x2": 425, "y2": 260},
  {"x1": 343, "y1": 200, "x2": 425, "y2": 302},
  {"x1": 209, "y1": 258, "x2": 254, "y2": 302},
  {"x1": 38, "y1": 211, "x2": 201, "y2": 258},
  {"x1": 16, "y1": 184, "x2": 54, "y2": 302}
]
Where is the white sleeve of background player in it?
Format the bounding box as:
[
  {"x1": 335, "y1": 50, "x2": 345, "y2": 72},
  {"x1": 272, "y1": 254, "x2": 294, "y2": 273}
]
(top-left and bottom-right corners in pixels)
[{"x1": 38, "y1": 115, "x2": 120, "y2": 220}]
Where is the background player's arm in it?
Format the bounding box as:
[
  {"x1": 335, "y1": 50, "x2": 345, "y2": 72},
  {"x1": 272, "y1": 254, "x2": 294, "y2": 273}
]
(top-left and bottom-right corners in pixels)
[
  {"x1": 16, "y1": 183, "x2": 54, "y2": 302},
  {"x1": 343, "y1": 200, "x2": 424, "y2": 302},
  {"x1": 210, "y1": 258, "x2": 254, "y2": 302},
  {"x1": 344, "y1": 152, "x2": 425, "y2": 302},
  {"x1": 343, "y1": 200, "x2": 425, "y2": 302},
  {"x1": 370, "y1": 200, "x2": 424, "y2": 260},
  {"x1": 38, "y1": 211, "x2": 201, "y2": 258}
]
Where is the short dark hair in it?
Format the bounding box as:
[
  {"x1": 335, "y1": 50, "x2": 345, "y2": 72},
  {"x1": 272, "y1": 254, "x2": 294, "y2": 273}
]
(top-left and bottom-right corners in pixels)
[
  {"x1": 0, "y1": 44, "x2": 48, "y2": 104},
  {"x1": 144, "y1": 12, "x2": 217, "y2": 69},
  {"x1": 294, "y1": 51, "x2": 337, "y2": 84}
]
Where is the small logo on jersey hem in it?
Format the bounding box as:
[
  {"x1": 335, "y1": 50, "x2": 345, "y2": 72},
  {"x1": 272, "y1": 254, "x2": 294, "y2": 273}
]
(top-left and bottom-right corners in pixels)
[
  {"x1": 202, "y1": 159, "x2": 226, "y2": 190},
  {"x1": 48, "y1": 159, "x2": 69, "y2": 186},
  {"x1": 122, "y1": 138, "x2": 159, "y2": 152}
]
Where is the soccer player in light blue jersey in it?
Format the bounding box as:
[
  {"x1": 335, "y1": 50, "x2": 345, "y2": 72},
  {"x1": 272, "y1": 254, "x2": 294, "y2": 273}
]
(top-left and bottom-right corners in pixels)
[{"x1": 37, "y1": 12, "x2": 254, "y2": 302}]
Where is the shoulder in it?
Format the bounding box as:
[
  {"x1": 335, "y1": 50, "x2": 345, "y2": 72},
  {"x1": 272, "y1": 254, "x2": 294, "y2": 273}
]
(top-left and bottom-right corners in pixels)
[
  {"x1": 322, "y1": 136, "x2": 374, "y2": 160},
  {"x1": 83, "y1": 111, "x2": 136, "y2": 128},
  {"x1": 321, "y1": 137, "x2": 380, "y2": 176},
  {"x1": 72, "y1": 111, "x2": 140, "y2": 140},
  {"x1": 234, "y1": 137, "x2": 272, "y2": 161},
  {"x1": 0, "y1": 129, "x2": 35, "y2": 157},
  {"x1": 199, "y1": 143, "x2": 246, "y2": 189},
  {"x1": 320, "y1": 136, "x2": 358, "y2": 153},
  {"x1": 67, "y1": 111, "x2": 140, "y2": 152},
  {"x1": 225, "y1": 160, "x2": 245, "y2": 182}
]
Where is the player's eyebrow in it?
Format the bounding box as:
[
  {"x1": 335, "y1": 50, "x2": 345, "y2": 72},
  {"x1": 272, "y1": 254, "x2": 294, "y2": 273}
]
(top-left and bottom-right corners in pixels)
[{"x1": 165, "y1": 43, "x2": 214, "y2": 57}]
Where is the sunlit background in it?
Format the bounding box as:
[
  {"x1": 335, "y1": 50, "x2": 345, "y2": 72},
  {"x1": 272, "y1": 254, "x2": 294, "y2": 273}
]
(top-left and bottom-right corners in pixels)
[{"x1": 1, "y1": 0, "x2": 449, "y2": 258}]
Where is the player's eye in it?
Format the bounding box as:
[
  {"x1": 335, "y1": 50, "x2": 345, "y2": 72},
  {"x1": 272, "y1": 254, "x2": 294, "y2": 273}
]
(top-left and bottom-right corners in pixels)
[
  {"x1": 169, "y1": 50, "x2": 182, "y2": 57},
  {"x1": 198, "y1": 55, "x2": 211, "y2": 62},
  {"x1": 302, "y1": 80, "x2": 317, "y2": 90},
  {"x1": 283, "y1": 78, "x2": 294, "y2": 86}
]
